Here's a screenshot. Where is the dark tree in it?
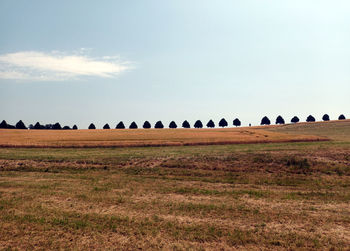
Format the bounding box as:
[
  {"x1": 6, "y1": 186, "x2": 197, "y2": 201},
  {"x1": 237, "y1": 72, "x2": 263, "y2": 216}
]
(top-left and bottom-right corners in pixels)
[
  {"x1": 169, "y1": 121, "x2": 177, "y2": 129},
  {"x1": 322, "y1": 114, "x2": 330, "y2": 121},
  {"x1": 52, "y1": 122, "x2": 62, "y2": 130},
  {"x1": 72, "y1": 125, "x2": 78, "y2": 130},
  {"x1": 218, "y1": 118, "x2": 228, "y2": 128},
  {"x1": 154, "y1": 121, "x2": 164, "y2": 129},
  {"x1": 103, "y1": 123, "x2": 110, "y2": 129},
  {"x1": 194, "y1": 120, "x2": 203, "y2": 128},
  {"x1": 62, "y1": 126, "x2": 71, "y2": 130},
  {"x1": 0, "y1": 120, "x2": 8, "y2": 129},
  {"x1": 129, "y1": 122, "x2": 138, "y2": 129},
  {"x1": 28, "y1": 124, "x2": 34, "y2": 129},
  {"x1": 33, "y1": 122, "x2": 43, "y2": 129},
  {"x1": 15, "y1": 120, "x2": 27, "y2": 129},
  {"x1": 182, "y1": 120, "x2": 190, "y2": 128},
  {"x1": 7, "y1": 125, "x2": 15, "y2": 129},
  {"x1": 275, "y1": 115, "x2": 285, "y2": 125},
  {"x1": 44, "y1": 124, "x2": 53, "y2": 129},
  {"x1": 143, "y1": 121, "x2": 151, "y2": 129},
  {"x1": 116, "y1": 121, "x2": 125, "y2": 129},
  {"x1": 260, "y1": 116, "x2": 271, "y2": 125},
  {"x1": 88, "y1": 123, "x2": 96, "y2": 129},
  {"x1": 233, "y1": 118, "x2": 241, "y2": 127},
  {"x1": 291, "y1": 116, "x2": 300, "y2": 123},
  {"x1": 338, "y1": 114, "x2": 346, "y2": 120},
  {"x1": 206, "y1": 119, "x2": 215, "y2": 128},
  {"x1": 306, "y1": 115, "x2": 316, "y2": 122}
]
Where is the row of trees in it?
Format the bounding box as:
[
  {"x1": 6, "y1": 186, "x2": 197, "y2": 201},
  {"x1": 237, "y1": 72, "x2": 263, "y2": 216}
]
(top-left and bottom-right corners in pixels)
[
  {"x1": 0, "y1": 120, "x2": 78, "y2": 130},
  {"x1": 89, "y1": 118, "x2": 242, "y2": 130},
  {"x1": 260, "y1": 114, "x2": 346, "y2": 125},
  {"x1": 0, "y1": 114, "x2": 346, "y2": 130}
]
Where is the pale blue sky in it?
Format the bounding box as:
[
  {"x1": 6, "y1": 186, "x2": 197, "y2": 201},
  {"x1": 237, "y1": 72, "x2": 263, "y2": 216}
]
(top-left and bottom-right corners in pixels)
[{"x1": 0, "y1": 1, "x2": 349, "y2": 128}]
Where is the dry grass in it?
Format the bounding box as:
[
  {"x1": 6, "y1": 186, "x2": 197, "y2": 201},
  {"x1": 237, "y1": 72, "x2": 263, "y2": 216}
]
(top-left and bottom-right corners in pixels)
[
  {"x1": 0, "y1": 126, "x2": 327, "y2": 148},
  {"x1": 0, "y1": 120, "x2": 349, "y2": 250}
]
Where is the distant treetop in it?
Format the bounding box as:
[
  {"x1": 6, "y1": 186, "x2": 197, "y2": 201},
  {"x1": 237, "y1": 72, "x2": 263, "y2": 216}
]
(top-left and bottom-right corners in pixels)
[
  {"x1": 291, "y1": 116, "x2": 299, "y2": 123},
  {"x1": 15, "y1": 120, "x2": 27, "y2": 129},
  {"x1": 218, "y1": 118, "x2": 228, "y2": 128},
  {"x1": 88, "y1": 123, "x2": 96, "y2": 129},
  {"x1": 338, "y1": 114, "x2": 346, "y2": 120},
  {"x1": 206, "y1": 119, "x2": 215, "y2": 128},
  {"x1": 233, "y1": 118, "x2": 241, "y2": 127},
  {"x1": 143, "y1": 121, "x2": 151, "y2": 129},
  {"x1": 260, "y1": 116, "x2": 271, "y2": 125},
  {"x1": 72, "y1": 125, "x2": 78, "y2": 130},
  {"x1": 275, "y1": 115, "x2": 285, "y2": 125},
  {"x1": 322, "y1": 114, "x2": 330, "y2": 121},
  {"x1": 0, "y1": 120, "x2": 8, "y2": 129},
  {"x1": 169, "y1": 121, "x2": 177, "y2": 129},
  {"x1": 182, "y1": 120, "x2": 190, "y2": 128},
  {"x1": 52, "y1": 122, "x2": 62, "y2": 130},
  {"x1": 154, "y1": 121, "x2": 164, "y2": 129},
  {"x1": 194, "y1": 120, "x2": 203, "y2": 128},
  {"x1": 116, "y1": 121, "x2": 125, "y2": 129},
  {"x1": 103, "y1": 123, "x2": 110, "y2": 129},
  {"x1": 129, "y1": 121, "x2": 138, "y2": 129},
  {"x1": 306, "y1": 115, "x2": 316, "y2": 122}
]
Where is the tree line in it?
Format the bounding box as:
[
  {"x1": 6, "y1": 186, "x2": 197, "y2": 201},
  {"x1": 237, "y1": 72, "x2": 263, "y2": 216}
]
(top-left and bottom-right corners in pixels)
[{"x1": 0, "y1": 114, "x2": 346, "y2": 130}]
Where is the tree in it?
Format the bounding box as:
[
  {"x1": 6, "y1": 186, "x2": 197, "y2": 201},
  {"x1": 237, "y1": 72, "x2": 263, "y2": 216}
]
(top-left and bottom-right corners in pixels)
[
  {"x1": 291, "y1": 116, "x2": 299, "y2": 123},
  {"x1": 306, "y1": 115, "x2": 315, "y2": 122},
  {"x1": 194, "y1": 120, "x2": 203, "y2": 128},
  {"x1": 143, "y1": 121, "x2": 151, "y2": 129},
  {"x1": 129, "y1": 122, "x2": 138, "y2": 129},
  {"x1": 62, "y1": 126, "x2": 71, "y2": 130},
  {"x1": 44, "y1": 124, "x2": 53, "y2": 129},
  {"x1": 218, "y1": 118, "x2": 228, "y2": 127},
  {"x1": 103, "y1": 123, "x2": 110, "y2": 129},
  {"x1": 206, "y1": 119, "x2": 215, "y2": 128},
  {"x1": 88, "y1": 123, "x2": 96, "y2": 129},
  {"x1": 15, "y1": 120, "x2": 27, "y2": 129},
  {"x1": 0, "y1": 120, "x2": 8, "y2": 129},
  {"x1": 33, "y1": 122, "x2": 43, "y2": 129},
  {"x1": 233, "y1": 118, "x2": 241, "y2": 127},
  {"x1": 116, "y1": 122, "x2": 125, "y2": 129},
  {"x1": 275, "y1": 115, "x2": 285, "y2": 125},
  {"x1": 52, "y1": 122, "x2": 62, "y2": 130},
  {"x1": 260, "y1": 116, "x2": 271, "y2": 125},
  {"x1": 338, "y1": 114, "x2": 346, "y2": 120},
  {"x1": 182, "y1": 120, "x2": 190, "y2": 128},
  {"x1": 169, "y1": 121, "x2": 177, "y2": 129},
  {"x1": 72, "y1": 125, "x2": 78, "y2": 130},
  {"x1": 155, "y1": 121, "x2": 164, "y2": 129},
  {"x1": 322, "y1": 114, "x2": 330, "y2": 121}
]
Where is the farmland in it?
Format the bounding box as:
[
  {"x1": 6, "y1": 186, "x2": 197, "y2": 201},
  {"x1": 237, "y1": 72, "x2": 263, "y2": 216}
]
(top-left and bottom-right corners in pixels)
[{"x1": 0, "y1": 120, "x2": 349, "y2": 250}]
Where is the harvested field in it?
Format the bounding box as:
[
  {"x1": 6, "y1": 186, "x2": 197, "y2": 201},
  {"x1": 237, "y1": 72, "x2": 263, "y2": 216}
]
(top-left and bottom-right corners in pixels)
[
  {"x1": 0, "y1": 126, "x2": 328, "y2": 148},
  {"x1": 0, "y1": 120, "x2": 349, "y2": 250}
]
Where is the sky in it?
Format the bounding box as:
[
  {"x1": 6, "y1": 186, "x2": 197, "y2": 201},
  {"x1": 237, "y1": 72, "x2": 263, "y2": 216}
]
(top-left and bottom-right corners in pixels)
[{"x1": 0, "y1": 0, "x2": 349, "y2": 128}]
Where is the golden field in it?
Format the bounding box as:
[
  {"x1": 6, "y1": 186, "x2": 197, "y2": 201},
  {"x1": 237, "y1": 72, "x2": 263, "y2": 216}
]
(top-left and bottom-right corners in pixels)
[{"x1": 0, "y1": 124, "x2": 330, "y2": 148}]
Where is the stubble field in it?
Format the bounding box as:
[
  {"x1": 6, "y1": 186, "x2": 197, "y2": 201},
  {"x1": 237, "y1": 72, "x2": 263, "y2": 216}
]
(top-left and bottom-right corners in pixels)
[{"x1": 0, "y1": 120, "x2": 349, "y2": 250}]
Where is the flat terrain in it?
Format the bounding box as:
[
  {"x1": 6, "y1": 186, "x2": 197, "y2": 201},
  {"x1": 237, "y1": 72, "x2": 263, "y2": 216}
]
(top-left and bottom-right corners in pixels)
[
  {"x1": 0, "y1": 120, "x2": 349, "y2": 250},
  {"x1": 0, "y1": 125, "x2": 328, "y2": 148}
]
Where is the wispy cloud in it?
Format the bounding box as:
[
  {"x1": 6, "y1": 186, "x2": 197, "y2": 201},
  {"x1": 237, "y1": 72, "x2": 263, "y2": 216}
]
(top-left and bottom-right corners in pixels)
[{"x1": 0, "y1": 50, "x2": 131, "y2": 81}]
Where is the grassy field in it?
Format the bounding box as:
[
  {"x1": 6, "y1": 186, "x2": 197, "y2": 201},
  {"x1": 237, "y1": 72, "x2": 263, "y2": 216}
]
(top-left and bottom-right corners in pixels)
[{"x1": 0, "y1": 121, "x2": 349, "y2": 250}]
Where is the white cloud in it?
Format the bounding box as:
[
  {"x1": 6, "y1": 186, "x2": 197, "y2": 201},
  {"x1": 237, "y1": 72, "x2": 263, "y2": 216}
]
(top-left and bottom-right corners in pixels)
[{"x1": 0, "y1": 51, "x2": 130, "y2": 81}]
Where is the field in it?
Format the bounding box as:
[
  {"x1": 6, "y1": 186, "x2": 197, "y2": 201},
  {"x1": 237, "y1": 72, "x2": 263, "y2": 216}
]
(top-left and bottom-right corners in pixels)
[
  {"x1": 0, "y1": 125, "x2": 327, "y2": 148},
  {"x1": 0, "y1": 120, "x2": 349, "y2": 250}
]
